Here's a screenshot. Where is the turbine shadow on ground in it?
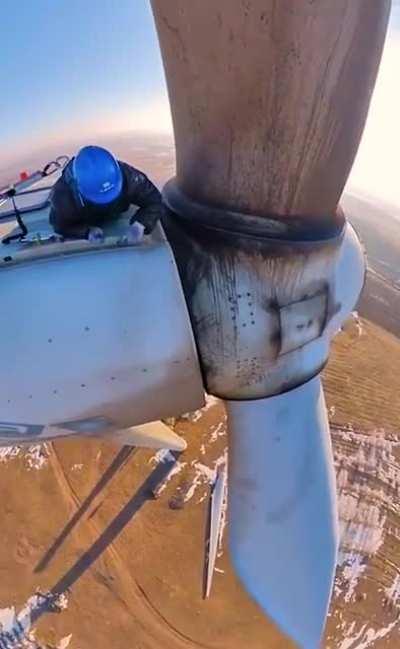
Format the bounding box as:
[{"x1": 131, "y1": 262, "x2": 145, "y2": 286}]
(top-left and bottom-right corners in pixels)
[
  {"x1": 30, "y1": 455, "x2": 180, "y2": 627},
  {"x1": 35, "y1": 445, "x2": 137, "y2": 573}
]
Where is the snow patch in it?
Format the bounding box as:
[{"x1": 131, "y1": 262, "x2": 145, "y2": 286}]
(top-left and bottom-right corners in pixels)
[
  {"x1": 149, "y1": 449, "x2": 175, "y2": 465},
  {"x1": 0, "y1": 608, "x2": 16, "y2": 632},
  {"x1": 385, "y1": 574, "x2": 400, "y2": 607},
  {"x1": 24, "y1": 445, "x2": 50, "y2": 471},
  {"x1": 204, "y1": 394, "x2": 220, "y2": 412},
  {"x1": 351, "y1": 310, "x2": 363, "y2": 336},
  {"x1": 0, "y1": 594, "x2": 47, "y2": 647},
  {"x1": 0, "y1": 445, "x2": 49, "y2": 470},
  {"x1": 180, "y1": 394, "x2": 220, "y2": 423},
  {"x1": 153, "y1": 461, "x2": 187, "y2": 496},
  {"x1": 336, "y1": 553, "x2": 367, "y2": 603},
  {"x1": 148, "y1": 449, "x2": 187, "y2": 497},
  {"x1": 338, "y1": 621, "x2": 397, "y2": 649},
  {"x1": 333, "y1": 427, "x2": 399, "y2": 563},
  {"x1": 0, "y1": 447, "x2": 21, "y2": 463},
  {"x1": 0, "y1": 592, "x2": 70, "y2": 649},
  {"x1": 332, "y1": 426, "x2": 400, "y2": 645},
  {"x1": 337, "y1": 624, "x2": 367, "y2": 649},
  {"x1": 52, "y1": 593, "x2": 69, "y2": 612},
  {"x1": 179, "y1": 410, "x2": 203, "y2": 423},
  {"x1": 57, "y1": 634, "x2": 72, "y2": 649},
  {"x1": 209, "y1": 422, "x2": 226, "y2": 444},
  {"x1": 338, "y1": 494, "x2": 386, "y2": 557},
  {"x1": 185, "y1": 450, "x2": 227, "y2": 503}
]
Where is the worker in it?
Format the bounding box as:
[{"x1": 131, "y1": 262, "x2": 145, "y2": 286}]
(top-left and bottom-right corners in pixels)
[{"x1": 49, "y1": 145, "x2": 163, "y2": 241}]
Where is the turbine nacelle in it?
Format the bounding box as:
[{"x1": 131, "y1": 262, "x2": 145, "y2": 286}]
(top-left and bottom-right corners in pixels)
[{"x1": 0, "y1": 220, "x2": 204, "y2": 450}]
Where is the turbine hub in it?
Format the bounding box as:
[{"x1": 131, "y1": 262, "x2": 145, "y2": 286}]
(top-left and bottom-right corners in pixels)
[{"x1": 163, "y1": 180, "x2": 365, "y2": 400}]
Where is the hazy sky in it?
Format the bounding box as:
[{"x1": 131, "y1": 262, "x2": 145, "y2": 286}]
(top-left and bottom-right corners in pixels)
[
  {"x1": 349, "y1": 3, "x2": 400, "y2": 205},
  {"x1": 1, "y1": 2, "x2": 399, "y2": 206},
  {"x1": 1, "y1": 0, "x2": 170, "y2": 162}
]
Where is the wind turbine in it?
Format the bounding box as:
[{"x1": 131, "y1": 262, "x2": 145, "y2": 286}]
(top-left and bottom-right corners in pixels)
[
  {"x1": 150, "y1": 2, "x2": 391, "y2": 647},
  {"x1": 0, "y1": 2, "x2": 391, "y2": 648}
]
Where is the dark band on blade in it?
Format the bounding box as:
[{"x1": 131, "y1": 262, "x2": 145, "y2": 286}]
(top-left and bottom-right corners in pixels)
[{"x1": 163, "y1": 179, "x2": 345, "y2": 243}]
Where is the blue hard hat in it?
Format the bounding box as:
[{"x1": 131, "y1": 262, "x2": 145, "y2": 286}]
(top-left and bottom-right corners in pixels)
[{"x1": 72, "y1": 146, "x2": 123, "y2": 205}]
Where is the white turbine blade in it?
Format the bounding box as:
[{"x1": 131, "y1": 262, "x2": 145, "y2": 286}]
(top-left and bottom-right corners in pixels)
[
  {"x1": 90, "y1": 421, "x2": 187, "y2": 451},
  {"x1": 205, "y1": 463, "x2": 227, "y2": 598},
  {"x1": 226, "y1": 377, "x2": 338, "y2": 649}
]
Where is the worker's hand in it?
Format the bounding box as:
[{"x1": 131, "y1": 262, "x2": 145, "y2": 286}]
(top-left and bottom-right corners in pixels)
[
  {"x1": 87, "y1": 227, "x2": 104, "y2": 242},
  {"x1": 134, "y1": 203, "x2": 164, "y2": 234},
  {"x1": 125, "y1": 221, "x2": 145, "y2": 245}
]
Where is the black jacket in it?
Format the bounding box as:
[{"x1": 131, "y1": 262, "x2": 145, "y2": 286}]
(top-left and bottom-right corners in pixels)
[{"x1": 49, "y1": 159, "x2": 163, "y2": 238}]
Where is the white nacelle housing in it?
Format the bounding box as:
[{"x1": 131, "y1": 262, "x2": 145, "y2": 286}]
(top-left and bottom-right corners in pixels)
[{"x1": 0, "y1": 221, "x2": 205, "y2": 445}]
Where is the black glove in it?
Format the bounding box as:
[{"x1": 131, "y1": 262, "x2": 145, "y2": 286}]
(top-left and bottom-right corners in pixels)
[{"x1": 132, "y1": 203, "x2": 164, "y2": 234}]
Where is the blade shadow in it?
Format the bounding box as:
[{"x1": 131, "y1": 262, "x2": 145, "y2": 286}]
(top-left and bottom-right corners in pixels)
[
  {"x1": 35, "y1": 445, "x2": 136, "y2": 573},
  {"x1": 30, "y1": 453, "x2": 180, "y2": 627}
]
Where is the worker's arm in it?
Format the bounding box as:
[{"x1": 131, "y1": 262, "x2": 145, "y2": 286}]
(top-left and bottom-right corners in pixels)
[
  {"x1": 121, "y1": 162, "x2": 165, "y2": 233},
  {"x1": 49, "y1": 181, "x2": 90, "y2": 239}
]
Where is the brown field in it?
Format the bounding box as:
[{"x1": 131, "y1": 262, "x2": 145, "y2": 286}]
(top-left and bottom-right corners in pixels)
[{"x1": 324, "y1": 317, "x2": 400, "y2": 435}]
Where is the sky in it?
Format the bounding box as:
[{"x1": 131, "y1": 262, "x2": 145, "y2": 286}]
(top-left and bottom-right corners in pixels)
[
  {"x1": 1, "y1": 0, "x2": 171, "y2": 163},
  {"x1": 349, "y1": 2, "x2": 400, "y2": 205},
  {"x1": 1, "y1": 1, "x2": 399, "y2": 206}
]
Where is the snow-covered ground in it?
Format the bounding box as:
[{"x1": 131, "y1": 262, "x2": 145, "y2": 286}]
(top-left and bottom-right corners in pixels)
[
  {"x1": 0, "y1": 592, "x2": 70, "y2": 649},
  {"x1": 329, "y1": 425, "x2": 400, "y2": 648}
]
